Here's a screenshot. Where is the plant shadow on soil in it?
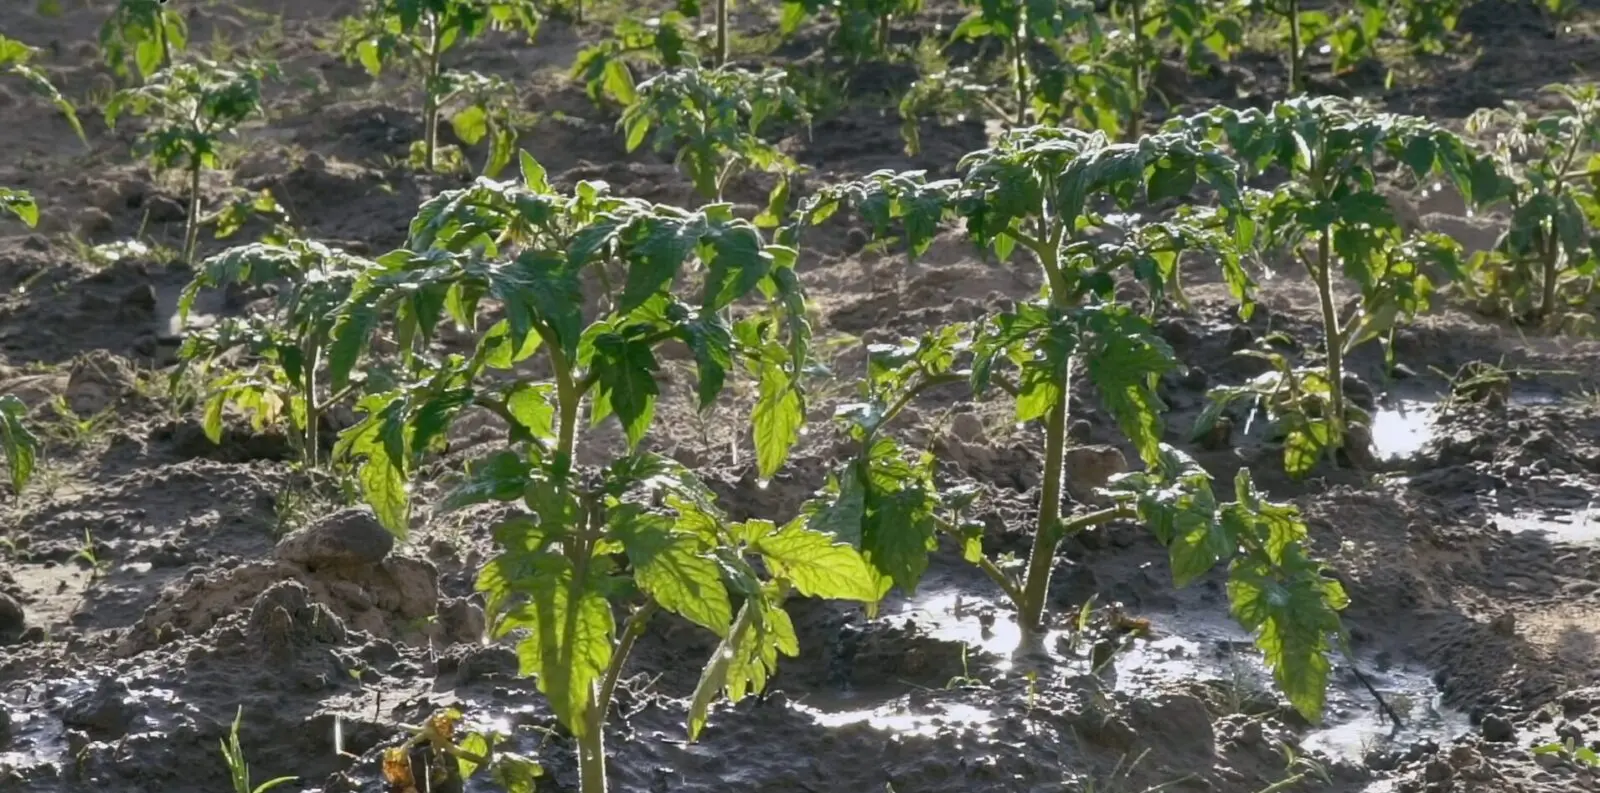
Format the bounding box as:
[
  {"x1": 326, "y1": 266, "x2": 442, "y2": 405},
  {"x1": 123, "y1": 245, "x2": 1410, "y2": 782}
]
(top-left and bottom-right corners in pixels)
[{"x1": 5, "y1": 1, "x2": 1600, "y2": 793}]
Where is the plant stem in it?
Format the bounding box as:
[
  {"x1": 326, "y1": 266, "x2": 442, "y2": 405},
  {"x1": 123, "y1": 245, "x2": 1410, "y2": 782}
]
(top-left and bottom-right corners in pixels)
[
  {"x1": 158, "y1": 13, "x2": 173, "y2": 72},
  {"x1": 1287, "y1": 0, "x2": 1302, "y2": 95},
  {"x1": 1539, "y1": 226, "x2": 1561, "y2": 321},
  {"x1": 1311, "y1": 228, "x2": 1347, "y2": 447},
  {"x1": 423, "y1": 15, "x2": 442, "y2": 172},
  {"x1": 183, "y1": 160, "x2": 202, "y2": 265},
  {"x1": 596, "y1": 600, "x2": 659, "y2": 723},
  {"x1": 1016, "y1": 364, "x2": 1070, "y2": 633},
  {"x1": 576, "y1": 727, "x2": 606, "y2": 793},
  {"x1": 877, "y1": 13, "x2": 892, "y2": 55},
  {"x1": 715, "y1": 0, "x2": 729, "y2": 68},
  {"x1": 1011, "y1": 38, "x2": 1029, "y2": 126},
  {"x1": 1128, "y1": 0, "x2": 1145, "y2": 140},
  {"x1": 301, "y1": 335, "x2": 322, "y2": 467}
]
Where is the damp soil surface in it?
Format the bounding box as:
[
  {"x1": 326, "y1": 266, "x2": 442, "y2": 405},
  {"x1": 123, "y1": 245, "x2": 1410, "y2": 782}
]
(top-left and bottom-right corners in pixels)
[{"x1": 4, "y1": 2, "x2": 1600, "y2": 793}]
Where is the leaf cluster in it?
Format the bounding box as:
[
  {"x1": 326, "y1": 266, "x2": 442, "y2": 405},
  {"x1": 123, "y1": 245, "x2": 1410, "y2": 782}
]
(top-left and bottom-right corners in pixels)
[
  {"x1": 780, "y1": 0, "x2": 924, "y2": 56},
  {"x1": 106, "y1": 58, "x2": 274, "y2": 173},
  {"x1": 571, "y1": 11, "x2": 698, "y2": 108},
  {"x1": 620, "y1": 66, "x2": 811, "y2": 207},
  {"x1": 1461, "y1": 84, "x2": 1600, "y2": 330},
  {"x1": 101, "y1": 0, "x2": 188, "y2": 82},
  {"x1": 339, "y1": 0, "x2": 540, "y2": 78}
]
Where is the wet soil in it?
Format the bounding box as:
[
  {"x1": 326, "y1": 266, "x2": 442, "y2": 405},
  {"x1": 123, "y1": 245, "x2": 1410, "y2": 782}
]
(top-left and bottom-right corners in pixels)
[{"x1": 3, "y1": 1, "x2": 1600, "y2": 792}]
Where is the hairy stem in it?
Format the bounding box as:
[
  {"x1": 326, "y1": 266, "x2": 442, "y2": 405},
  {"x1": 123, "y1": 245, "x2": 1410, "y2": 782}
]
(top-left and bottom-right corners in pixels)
[
  {"x1": 1011, "y1": 38, "x2": 1029, "y2": 126},
  {"x1": 715, "y1": 0, "x2": 729, "y2": 68},
  {"x1": 597, "y1": 600, "x2": 660, "y2": 724},
  {"x1": 423, "y1": 16, "x2": 442, "y2": 172},
  {"x1": 1128, "y1": 0, "x2": 1145, "y2": 140},
  {"x1": 1311, "y1": 228, "x2": 1348, "y2": 450},
  {"x1": 183, "y1": 160, "x2": 202, "y2": 265},
  {"x1": 570, "y1": 502, "x2": 600, "y2": 793},
  {"x1": 877, "y1": 13, "x2": 892, "y2": 54},
  {"x1": 1539, "y1": 225, "x2": 1561, "y2": 321},
  {"x1": 1016, "y1": 365, "x2": 1070, "y2": 632},
  {"x1": 1287, "y1": 0, "x2": 1302, "y2": 95},
  {"x1": 301, "y1": 334, "x2": 322, "y2": 467}
]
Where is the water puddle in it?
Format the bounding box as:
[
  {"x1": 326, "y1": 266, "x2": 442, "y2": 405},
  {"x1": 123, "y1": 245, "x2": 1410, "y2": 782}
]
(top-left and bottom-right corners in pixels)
[
  {"x1": 892, "y1": 589, "x2": 1067, "y2": 672},
  {"x1": 1370, "y1": 400, "x2": 1437, "y2": 461},
  {"x1": 796, "y1": 698, "x2": 998, "y2": 739},
  {"x1": 1491, "y1": 505, "x2": 1600, "y2": 544}
]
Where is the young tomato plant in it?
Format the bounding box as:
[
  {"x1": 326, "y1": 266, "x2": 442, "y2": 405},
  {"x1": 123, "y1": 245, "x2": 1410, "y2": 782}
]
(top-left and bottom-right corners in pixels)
[
  {"x1": 620, "y1": 66, "x2": 809, "y2": 214},
  {"x1": 105, "y1": 59, "x2": 272, "y2": 265},
  {"x1": 952, "y1": 0, "x2": 1097, "y2": 127},
  {"x1": 571, "y1": 11, "x2": 697, "y2": 109},
  {"x1": 1179, "y1": 97, "x2": 1500, "y2": 474},
  {"x1": 1, "y1": 33, "x2": 85, "y2": 229},
  {"x1": 337, "y1": 0, "x2": 539, "y2": 172},
  {"x1": 1, "y1": 33, "x2": 86, "y2": 142},
  {"x1": 101, "y1": 0, "x2": 188, "y2": 82},
  {"x1": 327, "y1": 154, "x2": 869, "y2": 793},
  {"x1": 436, "y1": 70, "x2": 524, "y2": 177},
  {"x1": 898, "y1": 67, "x2": 997, "y2": 156},
  {"x1": 799, "y1": 127, "x2": 1349, "y2": 719},
  {"x1": 780, "y1": 0, "x2": 924, "y2": 57},
  {"x1": 1461, "y1": 84, "x2": 1600, "y2": 331},
  {"x1": 174, "y1": 240, "x2": 373, "y2": 467}
]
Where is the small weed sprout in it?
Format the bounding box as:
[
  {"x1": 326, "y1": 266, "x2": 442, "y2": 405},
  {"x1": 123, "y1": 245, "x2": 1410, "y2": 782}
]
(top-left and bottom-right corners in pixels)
[
  {"x1": 337, "y1": 0, "x2": 540, "y2": 172},
  {"x1": 106, "y1": 59, "x2": 274, "y2": 264},
  {"x1": 221, "y1": 707, "x2": 297, "y2": 793}
]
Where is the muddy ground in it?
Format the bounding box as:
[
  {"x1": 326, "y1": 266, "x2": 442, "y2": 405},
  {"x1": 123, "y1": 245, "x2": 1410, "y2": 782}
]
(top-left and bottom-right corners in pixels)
[{"x1": 3, "y1": 1, "x2": 1600, "y2": 792}]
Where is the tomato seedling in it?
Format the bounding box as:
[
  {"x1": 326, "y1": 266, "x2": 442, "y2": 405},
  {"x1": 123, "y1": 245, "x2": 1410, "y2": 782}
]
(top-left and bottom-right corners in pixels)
[
  {"x1": 1, "y1": 32, "x2": 86, "y2": 228},
  {"x1": 1179, "y1": 96, "x2": 1500, "y2": 475},
  {"x1": 105, "y1": 58, "x2": 273, "y2": 265},
  {"x1": 800, "y1": 125, "x2": 1348, "y2": 719},
  {"x1": 337, "y1": 0, "x2": 540, "y2": 172},
  {"x1": 327, "y1": 154, "x2": 870, "y2": 793},
  {"x1": 571, "y1": 11, "x2": 698, "y2": 109},
  {"x1": 1462, "y1": 84, "x2": 1600, "y2": 331},
  {"x1": 781, "y1": 0, "x2": 924, "y2": 57},
  {"x1": 102, "y1": 0, "x2": 187, "y2": 82},
  {"x1": 619, "y1": 66, "x2": 809, "y2": 217},
  {"x1": 174, "y1": 240, "x2": 374, "y2": 467}
]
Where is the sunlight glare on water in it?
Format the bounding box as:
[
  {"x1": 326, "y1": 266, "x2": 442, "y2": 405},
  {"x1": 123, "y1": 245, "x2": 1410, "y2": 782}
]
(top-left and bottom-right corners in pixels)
[
  {"x1": 797, "y1": 700, "x2": 997, "y2": 739},
  {"x1": 1369, "y1": 400, "x2": 1437, "y2": 461}
]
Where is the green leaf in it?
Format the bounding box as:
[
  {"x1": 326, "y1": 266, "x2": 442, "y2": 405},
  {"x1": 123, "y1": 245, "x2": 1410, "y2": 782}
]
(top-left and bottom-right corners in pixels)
[
  {"x1": 612, "y1": 508, "x2": 733, "y2": 635},
  {"x1": 504, "y1": 557, "x2": 615, "y2": 736},
  {"x1": 755, "y1": 522, "x2": 880, "y2": 602},
  {"x1": 751, "y1": 360, "x2": 802, "y2": 479},
  {"x1": 489, "y1": 754, "x2": 544, "y2": 792},
  {"x1": 688, "y1": 594, "x2": 798, "y2": 741},
  {"x1": 590, "y1": 333, "x2": 659, "y2": 448},
  {"x1": 0, "y1": 188, "x2": 39, "y2": 227},
  {"x1": 337, "y1": 396, "x2": 410, "y2": 538},
  {"x1": 1227, "y1": 550, "x2": 1346, "y2": 721},
  {"x1": 451, "y1": 104, "x2": 489, "y2": 145},
  {"x1": 443, "y1": 450, "x2": 531, "y2": 511},
  {"x1": 0, "y1": 395, "x2": 39, "y2": 494}
]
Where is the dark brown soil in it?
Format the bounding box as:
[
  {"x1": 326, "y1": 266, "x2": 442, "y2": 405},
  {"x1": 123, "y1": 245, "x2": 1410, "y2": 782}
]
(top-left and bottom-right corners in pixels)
[{"x1": 3, "y1": 2, "x2": 1600, "y2": 793}]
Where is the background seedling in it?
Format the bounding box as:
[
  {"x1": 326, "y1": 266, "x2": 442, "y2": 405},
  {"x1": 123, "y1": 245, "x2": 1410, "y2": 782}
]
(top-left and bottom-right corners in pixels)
[
  {"x1": 102, "y1": 0, "x2": 188, "y2": 82},
  {"x1": 337, "y1": 0, "x2": 540, "y2": 172},
  {"x1": 174, "y1": 239, "x2": 375, "y2": 468},
  {"x1": 106, "y1": 58, "x2": 273, "y2": 264},
  {"x1": 782, "y1": 0, "x2": 924, "y2": 58},
  {"x1": 620, "y1": 65, "x2": 810, "y2": 215},
  {"x1": 571, "y1": 11, "x2": 698, "y2": 110},
  {"x1": 1463, "y1": 84, "x2": 1600, "y2": 331},
  {"x1": 1181, "y1": 96, "x2": 1499, "y2": 474}
]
